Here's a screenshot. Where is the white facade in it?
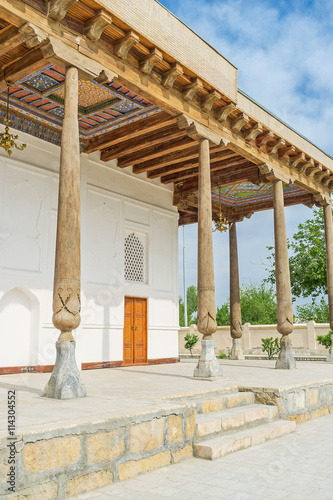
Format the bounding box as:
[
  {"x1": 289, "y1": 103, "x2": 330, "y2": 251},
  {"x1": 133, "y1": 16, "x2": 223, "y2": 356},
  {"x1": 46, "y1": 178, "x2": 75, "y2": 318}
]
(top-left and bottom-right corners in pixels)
[{"x1": 0, "y1": 132, "x2": 179, "y2": 369}]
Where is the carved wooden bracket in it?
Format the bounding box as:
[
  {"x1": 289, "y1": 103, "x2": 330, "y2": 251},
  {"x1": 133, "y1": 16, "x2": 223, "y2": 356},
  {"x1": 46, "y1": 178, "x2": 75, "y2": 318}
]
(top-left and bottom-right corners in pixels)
[
  {"x1": 215, "y1": 103, "x2": 236, "y2": 123},
  {"x1": 140, "y1": 48, "x2": 163, "y2": 74},
  {"x1": 280, "y1": 145, "x2": 296, "y2": 164},
  {"x1": 48, "y1": 0, "x2": 78, "y2": 21},
  {"x1": 257, "y1": 131, "x2": 275, "y2": 152},
  {"x1": 177, "y1": 114, "x2": 228, "y2": 146},
  {"x1": 268, "y1": 139, "x2": 286, "y2": 156},
  {"x1": 231, "y1": 113, "x2": 249, "y2": 133},
  {"x1": 307, "y1": 162, "x2": 322, "y2": 179},
  {"x1": 313, "y1": 192, "x2": 331, "y2": 207},
  {"x1": 290, "y1": 152, "x2": 307, "y2": 171},
  {"x1": 39, "y1": 36, "x2": 118, "y2": 82},
  {"x1": 245, "y1": 123, "x2": 263, "y2": 142},
  {"x1": 84, "y1": 9, "x2": 112, "y2": 42},
  {"x1": 201, "y1": 90, "x2": 221, "y2": 112},
  {"x1": 162, "y1": 62, "x2": 183, "y2": 89},
  {"x1": 258, "y1": 163, "x2": 294, "y2": 184},
  {"x1": 114, "y1": 30, "x2": 140, "y2": 59},
  {"x1": 19, "y1": 22, "x2": 48, "y2": 48},
  {"x1": 183, "y1": 77, "x2": 203, "y2": 101}
]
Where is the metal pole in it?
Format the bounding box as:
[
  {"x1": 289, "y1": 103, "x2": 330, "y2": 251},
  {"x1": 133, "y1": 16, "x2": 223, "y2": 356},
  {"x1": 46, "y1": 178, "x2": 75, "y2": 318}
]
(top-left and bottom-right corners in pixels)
[{"x1": 183, "y1": 225, "x2": 188, "y2": 327}]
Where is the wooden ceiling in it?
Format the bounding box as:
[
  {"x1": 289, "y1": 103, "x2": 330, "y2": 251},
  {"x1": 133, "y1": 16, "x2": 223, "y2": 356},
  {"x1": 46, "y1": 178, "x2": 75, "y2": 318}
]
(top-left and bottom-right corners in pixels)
[{"x1": 0, "y1": 1, "x2": 328, "y2": 226}]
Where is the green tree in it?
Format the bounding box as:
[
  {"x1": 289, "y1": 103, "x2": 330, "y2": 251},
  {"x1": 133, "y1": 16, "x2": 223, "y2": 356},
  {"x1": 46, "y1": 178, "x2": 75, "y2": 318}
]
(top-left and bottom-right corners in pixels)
[
  {"x1": 240, "y1": 282, "x2": 277, "y2": 325},
  {"x1": 216, "y1": 282, "x2": 277, "y2": 326},
  {"x1": 296, "y1": 298, "x2": 329, "y2": 323},
  {"x1": 179, "y1": 285, "x2": 198, "y2": 326},
  {"x1": 216, "y1": 302, "x2": 230, "y2": 326},
  {"x1": 267, "y1": 207, "x2": 328, "y2": 300}
]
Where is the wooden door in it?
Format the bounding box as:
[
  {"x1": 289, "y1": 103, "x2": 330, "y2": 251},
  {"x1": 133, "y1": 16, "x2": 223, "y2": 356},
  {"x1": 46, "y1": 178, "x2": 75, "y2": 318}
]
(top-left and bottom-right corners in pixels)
[{"x1": 123, "y1": 297, "x2": 147, "y2": 365}]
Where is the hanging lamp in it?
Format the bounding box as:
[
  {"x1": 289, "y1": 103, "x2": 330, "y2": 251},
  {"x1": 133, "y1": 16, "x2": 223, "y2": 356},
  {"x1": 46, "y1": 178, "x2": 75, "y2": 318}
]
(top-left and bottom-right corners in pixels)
[
  {"x1": 213, "y1": 186, "x2": 233, "y2": 232},
  {"x1": 0, "y1": 82, "x2": 27, "y2": 156}
]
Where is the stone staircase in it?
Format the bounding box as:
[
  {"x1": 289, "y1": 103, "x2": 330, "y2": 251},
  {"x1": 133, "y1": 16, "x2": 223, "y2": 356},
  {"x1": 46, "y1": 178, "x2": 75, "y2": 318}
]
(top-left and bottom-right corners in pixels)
[{"x1": 189, "y1": 390, "x2": 296, "y2": 460}]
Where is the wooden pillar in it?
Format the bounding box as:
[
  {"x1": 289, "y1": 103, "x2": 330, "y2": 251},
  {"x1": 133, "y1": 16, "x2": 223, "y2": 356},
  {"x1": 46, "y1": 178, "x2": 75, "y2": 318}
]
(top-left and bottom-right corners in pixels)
[
  {"x1": 229, "y1": 223, "x2": 244, "y2": 359},
  {"x1": 323, "y1": 202, "x2": 333, "y2": 361},
  {"x1": 273, "y1": 179, "x2": 296, "y2": 369},
  {"x1": 44, "y1": 66, "x2": 87, "y2": 399},
  {"x1": 194, "y1": 139, "x2": 221, "y2": 378}
]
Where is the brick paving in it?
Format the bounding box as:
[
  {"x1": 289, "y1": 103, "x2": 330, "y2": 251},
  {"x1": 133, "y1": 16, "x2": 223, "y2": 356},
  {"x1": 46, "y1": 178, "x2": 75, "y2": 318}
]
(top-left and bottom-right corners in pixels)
[{"x1": 72, "y1": 413, "x2": 333, "y2": 500}]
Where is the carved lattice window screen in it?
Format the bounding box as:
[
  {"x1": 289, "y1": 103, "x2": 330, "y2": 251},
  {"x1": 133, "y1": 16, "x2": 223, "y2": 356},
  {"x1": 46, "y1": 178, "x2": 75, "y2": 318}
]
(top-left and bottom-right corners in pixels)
[{"x1": 124, "y1": 232, "x2": 144, "y2": 282}]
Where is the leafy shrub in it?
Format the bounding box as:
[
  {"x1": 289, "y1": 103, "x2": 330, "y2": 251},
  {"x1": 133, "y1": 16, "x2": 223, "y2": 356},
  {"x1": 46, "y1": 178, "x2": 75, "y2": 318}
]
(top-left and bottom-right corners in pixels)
[
  {"x1": 261, "y1": 337, "x2": 280, "y2": 359},
  {"x1": 217, "y1": 351, "x2": 228, "y2": 359},
  {"x1": 317, "y1": 331, "x2": 332, "y2": 350},
  {"x1": 184, "y1": 332, "x2": 199, "y2": 357}
]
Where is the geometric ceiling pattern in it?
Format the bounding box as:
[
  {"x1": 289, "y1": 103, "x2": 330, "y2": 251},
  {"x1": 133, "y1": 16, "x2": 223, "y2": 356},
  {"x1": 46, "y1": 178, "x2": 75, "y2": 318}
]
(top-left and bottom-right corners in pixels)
[
  {"x1": 211, "y1": 182, "x2": 307, "y2": 206},
  {"x1": 0, "y1": 64, "x2": 161, "y2": 147}
]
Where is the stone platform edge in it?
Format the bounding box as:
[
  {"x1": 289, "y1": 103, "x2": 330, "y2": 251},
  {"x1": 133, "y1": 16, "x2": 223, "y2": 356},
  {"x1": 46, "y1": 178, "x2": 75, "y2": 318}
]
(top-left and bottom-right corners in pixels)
[
  {"x1": 0, "y1": 403, "x2": 195, "y2": 500},
  {"x1": 239, "y1": 380, "x2": 333, "y2": 423}
]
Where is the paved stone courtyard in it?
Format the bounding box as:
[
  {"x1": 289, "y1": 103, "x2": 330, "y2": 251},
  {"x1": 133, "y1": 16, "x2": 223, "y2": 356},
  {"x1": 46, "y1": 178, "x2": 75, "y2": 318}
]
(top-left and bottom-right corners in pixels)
[
  {"x1": 72, "y1": 413, "x2": 333, "y2": 500},
  {"x1": 1, "y1": 359, "x2": 333, "y2": 436}
]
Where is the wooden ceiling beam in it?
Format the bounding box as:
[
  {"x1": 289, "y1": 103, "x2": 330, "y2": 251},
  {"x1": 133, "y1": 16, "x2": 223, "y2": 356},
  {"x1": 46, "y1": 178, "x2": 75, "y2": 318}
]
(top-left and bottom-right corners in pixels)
[
  {"x1": 119, "y1": 137, "x2": 195, "y2": 169},
  {"x1": 161, "y1": 158, "x2": 252, "y2": 184},
  {"x1": 0, "y1": 45, "x2": 48, "y2": 91},
  {"x1": 84, "y1": 112, "x2": 173, "y2": 153},
  {"x1": 147, "y1": 149, "x2": 236, "y2": 179},
  {"x1": 0, "y1": 25, "x2": 25, "y2": 57},
  {"x1": 140, "y1": 143, "x2": 230, "y2": 176},
  {"x1": 100, "y1": 126, "x2": 186, "y2": 162}
]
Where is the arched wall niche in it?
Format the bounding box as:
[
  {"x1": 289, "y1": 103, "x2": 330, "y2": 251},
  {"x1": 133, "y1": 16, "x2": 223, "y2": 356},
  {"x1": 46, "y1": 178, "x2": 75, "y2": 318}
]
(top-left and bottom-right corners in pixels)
[{"x1": 0, "y1": 287, "x2": 40, "y2": 367}]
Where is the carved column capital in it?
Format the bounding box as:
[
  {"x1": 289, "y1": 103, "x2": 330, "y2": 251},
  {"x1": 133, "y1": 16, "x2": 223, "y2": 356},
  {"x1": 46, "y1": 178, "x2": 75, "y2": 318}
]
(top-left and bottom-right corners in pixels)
[
  {"x1": 258, "y1": 163, "x2": 294, "y2": 184},
  {"x1": 177, "y1": 114, "x2": 228, "y2": 146},
  {"x1": 313, "y1": 192, "x2": 331, "y2": 207}
]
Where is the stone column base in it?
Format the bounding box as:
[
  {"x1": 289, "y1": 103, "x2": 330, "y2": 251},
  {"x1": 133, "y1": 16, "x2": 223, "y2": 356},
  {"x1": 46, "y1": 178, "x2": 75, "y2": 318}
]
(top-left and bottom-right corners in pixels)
[
  {"x1": 230, "y1": 338, "x2": 245, "y2": 360},
  {"x1": 327, "y1": 345, "x2": 333, "y2": 362},
  {"x1": 43, "y1": 341, "x2": 87, "y2": 399},
  {"x1": 193, "y1": 339, "x2": 222, "y2": 379},
  {"x1": 275, "y1": 336, "x2": 296, "y2": 370}
]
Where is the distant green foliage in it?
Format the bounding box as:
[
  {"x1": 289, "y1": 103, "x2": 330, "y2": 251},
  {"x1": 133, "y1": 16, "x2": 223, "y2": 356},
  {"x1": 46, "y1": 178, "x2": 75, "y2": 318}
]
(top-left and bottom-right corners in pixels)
[
  {"x1": 261, "y1": 337, "x2": 280, "y2": 359},
  {"x1": 296, "y1": 298, "x2": 329, "y2": 323},
  {"x1": 179, "y1": 286, "x2": 198, "y2": 326},
  {"x1": 216, "y1": 282, "x2": 277, "y2": 326},
  {"x1": 184, "y1": 332, "x2": 199, "y2": 357},
  {"x1": 240, "y1": 282, "x2": 277, "y2": 325},
  {"x1": 217, "y1": 351, "x2": 229, "y2": 359},
  {"x1": 317, "y1": 331, "x2": 332, "y2": 350},
  {"x1": 266, "y1": 208, "x2": 328, "y2": 300},
  {"x1": 216, "y1": 302, "x2": 230, "y2": 326}
]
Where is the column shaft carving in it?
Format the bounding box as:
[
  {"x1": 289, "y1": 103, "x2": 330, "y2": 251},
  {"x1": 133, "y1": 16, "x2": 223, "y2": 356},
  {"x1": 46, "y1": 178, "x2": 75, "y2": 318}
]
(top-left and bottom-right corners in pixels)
[
  {"x1": 194, "y1": 138, "x2": 222, "y2": 378},
  {"x1": 273, "y1": 180, "x2": 296, "y2": 369},
  {"x1": 44, "y1": 66, "x2": 86, "y2": 399},
  {"x1": 52, "y1": 66, "x2": 81, "y2": 342},
  {"x1": 229, "y1": 223, "x2": 244, "y2": 360},
  {"x1": 197, "y1": 139, "x2": 217, "y2": 337}
]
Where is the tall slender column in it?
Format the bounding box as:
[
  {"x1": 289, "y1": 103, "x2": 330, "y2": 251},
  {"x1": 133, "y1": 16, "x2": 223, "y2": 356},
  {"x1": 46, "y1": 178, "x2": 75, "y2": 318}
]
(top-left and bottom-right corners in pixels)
[
  {"x1": 323, "y1": 202, "x2": 333, "y2": 362},
  {"x1": 229, "y1": 223, "x2": 244, "y2": 360},
  {"x1": 273, "y1": 180, "x2": 296, "y2": 369},
  {"x1": 194, "y1": 138, "x2": 222, "y2": 378},
  {"x1": 44, "y1": 66, "x2": 87, "y2": 399}
]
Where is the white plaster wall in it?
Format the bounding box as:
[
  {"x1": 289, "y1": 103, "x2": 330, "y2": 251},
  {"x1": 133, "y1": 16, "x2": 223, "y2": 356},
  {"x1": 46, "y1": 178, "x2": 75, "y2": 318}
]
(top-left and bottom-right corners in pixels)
[{"x1": 0, "y1": 130, "x2": 179, "y2": 368}]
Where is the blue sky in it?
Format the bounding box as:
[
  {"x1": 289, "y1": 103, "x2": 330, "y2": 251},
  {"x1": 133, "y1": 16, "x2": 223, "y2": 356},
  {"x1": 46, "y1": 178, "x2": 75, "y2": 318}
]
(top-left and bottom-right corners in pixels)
[{"x1": 157, "y1": 0, "x2": 333, "y2": 306}]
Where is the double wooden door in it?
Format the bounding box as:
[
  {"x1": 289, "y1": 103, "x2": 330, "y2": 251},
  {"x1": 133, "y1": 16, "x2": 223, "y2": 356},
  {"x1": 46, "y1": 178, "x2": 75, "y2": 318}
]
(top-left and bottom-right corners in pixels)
[{"x1": 123, "y1": 297, "x2": 147, "y2": 365}]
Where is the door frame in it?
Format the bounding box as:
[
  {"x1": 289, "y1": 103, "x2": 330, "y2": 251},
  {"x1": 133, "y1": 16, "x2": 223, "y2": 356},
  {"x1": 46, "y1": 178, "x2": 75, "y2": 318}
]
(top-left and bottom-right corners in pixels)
[{"x1": 123, "y1": 296, "x2": 148, "y2": 366}]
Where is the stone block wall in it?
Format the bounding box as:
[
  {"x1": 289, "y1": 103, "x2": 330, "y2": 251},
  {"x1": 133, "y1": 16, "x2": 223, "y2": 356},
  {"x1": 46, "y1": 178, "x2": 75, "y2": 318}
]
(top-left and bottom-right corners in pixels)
[
  {"x1": 0, "y1": 405, "x2": 195, "y2": 499},
  {"x1": 239, "y1": 382, "x2": 333, "y2": 424}
]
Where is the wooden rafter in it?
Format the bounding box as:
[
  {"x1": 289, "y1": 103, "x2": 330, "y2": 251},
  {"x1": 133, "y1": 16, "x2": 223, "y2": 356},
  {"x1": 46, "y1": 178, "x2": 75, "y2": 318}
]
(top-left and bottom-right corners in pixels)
[{"x1": 84, "y1": 112, "x2": 173, "y2": 153}]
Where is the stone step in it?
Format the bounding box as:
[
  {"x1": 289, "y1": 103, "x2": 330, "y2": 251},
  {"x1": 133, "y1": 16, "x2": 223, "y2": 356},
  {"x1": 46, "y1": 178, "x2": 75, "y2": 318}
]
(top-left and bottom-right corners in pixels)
[
  {"x1": 195, "y1": 404, "x2": 278, "y2": 441},
  {"x1": 194, "y1": 419, "x2": 296, "y2": 460},
  {"x1": 196, "y1": 391, "x2": 255, "y2": 414}
]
